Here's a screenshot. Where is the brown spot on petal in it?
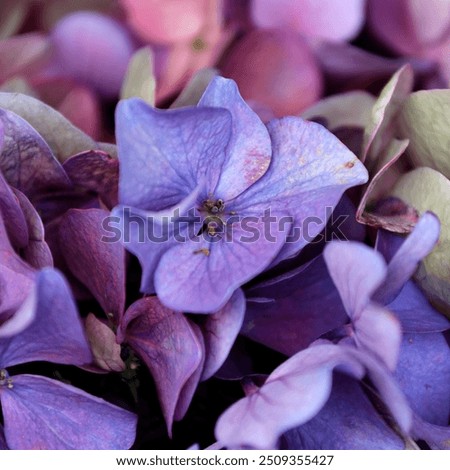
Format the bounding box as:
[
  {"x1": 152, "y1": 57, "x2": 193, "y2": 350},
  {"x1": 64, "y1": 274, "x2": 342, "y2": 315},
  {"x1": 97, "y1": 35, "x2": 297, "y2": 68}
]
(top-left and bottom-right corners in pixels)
[
  {"x1": 345, "y1": 160, "x2": 356, "y2": 169},
  {"x1": 193, "y1": 248, "x2": 210, "y2": 256}
]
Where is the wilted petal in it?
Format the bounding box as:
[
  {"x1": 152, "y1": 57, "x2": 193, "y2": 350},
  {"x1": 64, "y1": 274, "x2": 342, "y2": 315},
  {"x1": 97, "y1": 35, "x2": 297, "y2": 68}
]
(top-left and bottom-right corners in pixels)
[
  {"x1": 282, "y1": 374, "x2": 404, "y2": 450},
  {"x1": 119, "y1": 297, "x2": 203, "y2": 434},
  {"x1": 0, "y1": 92, "x2": 98, "y2": 162},
  {"x1": 0, "y1": 166, "x2": 29, "y2": 249},
  {"x1": 63, "y1": 150, "x2": 119, "y2": 209},
  {"x1": 234, "y1": 117, "x2": 368, "y2": 264},
  {"x1": 243, "y1": 256, "x2": 347, "y2": 356},
  {"x1": 13, "y1": 188, "x2": 53, "y2": 269},
  {"x1": 85, "y1": 314, "x2": 125, "y2": 373},
  {"x1": 0, "y1": 374, "x2": 136, "y2": 449},
  {"x1": 0, "y1": 108, "x2": 70, "y2": 196},
  {"x1": 116, "y1": 99, "x2": 231, "y2": 210},
  {"x1": 374, "y1": 212, "x2": 440, "y2": 304},
  {"x1": 252, "y1": 0, "x2": 365, "y2": 42},
  {"x1": 155, "y1": 214, "x2": 291, "y2": 313},
  {"x1": 173, "y1": 321, "x2": 205, "y2": 421},
  {"x1": 395, "y1": 332, "x2": 450, "y2": 426},
  {"x1": 198, "y1": 77, "x2": 271, "y2": 199},
  {"x1": 215, "y1": 342, "x2": 364, "y2": 449},
  {"x1": 361, "y1": 65, "x2": 413, "y2": 164},
  {"x1": 200, "y1": 288, "x2": 246, "y2": 380},
  {"x1": 324, "y1": 241, "x2": 387, "y2": 320},
  {"x1": 59, "y1": 208, "x2": 126, "y2": 322},
  {"x1": 0, "y1": 268, "x2": 92, "y2": 368}
]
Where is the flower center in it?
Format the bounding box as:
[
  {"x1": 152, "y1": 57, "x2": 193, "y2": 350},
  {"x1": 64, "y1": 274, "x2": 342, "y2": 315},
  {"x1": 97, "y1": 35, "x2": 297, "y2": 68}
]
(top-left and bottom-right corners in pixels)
[
  {"x1": 0, "y1": 369, "x2": 13, "y2": 389},
  {"x1": 199, "y1": 198, "x2": 226, "y2": 238}
]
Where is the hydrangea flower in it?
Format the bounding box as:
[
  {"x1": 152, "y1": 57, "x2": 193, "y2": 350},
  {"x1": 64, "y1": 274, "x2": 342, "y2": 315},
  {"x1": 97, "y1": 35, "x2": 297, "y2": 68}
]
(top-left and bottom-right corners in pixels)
[
  {"x1": 112, "y1": 76, "x2": 368, "y2": 312},
  {"x1": 0, "y1": 268, "x2": 137, "y2": 449}
]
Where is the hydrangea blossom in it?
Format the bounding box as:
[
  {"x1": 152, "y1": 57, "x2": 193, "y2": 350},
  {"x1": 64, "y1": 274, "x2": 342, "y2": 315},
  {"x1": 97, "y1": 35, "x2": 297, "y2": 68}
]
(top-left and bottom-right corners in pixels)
[
  {"x1": 0, "y1": 268, "x2": 137, "y2": 449},
  {"x1": 112, "y1": 76, "x2": 368, "y2": 313}
]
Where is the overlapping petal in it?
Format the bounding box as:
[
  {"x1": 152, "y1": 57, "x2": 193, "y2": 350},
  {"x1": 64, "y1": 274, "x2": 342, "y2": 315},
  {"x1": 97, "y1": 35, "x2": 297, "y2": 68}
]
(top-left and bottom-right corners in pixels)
[{"x1": 0, "y1": 374, "x2": 136, "y2": 449}]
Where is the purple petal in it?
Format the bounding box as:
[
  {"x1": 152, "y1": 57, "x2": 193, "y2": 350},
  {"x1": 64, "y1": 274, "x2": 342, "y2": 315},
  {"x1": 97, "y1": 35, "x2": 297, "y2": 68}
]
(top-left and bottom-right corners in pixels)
[
  {"x1": 243, "y1": 256, "x2": 347, "y2": 356},
  {"x1": 112, "y1": 185, "x2": 203, "y2": 294},
  {"x1": 155, "y1": 214, "x2": 291, "y2": 313},
  {"x1": 51, "y1": 11, "x2": 135, "y2": 98},
  {"x1": 394, "y1": 332, "x2": 450, "y2": 426},
  {"x1": 0, "y1": 283, "x2": 35, "y2": 338},
  {"x1": 0, "y1": 424, "x2": 7, "y2": 449},
  {"x1": 233, "y1": 117, "x2": 368, "y2": 265},
  {"x1": 412, "y1": 416, "x2": 450, "y2": 450},
  {"x1": 0, "y1": 374, "x2": 136, "y2": 449},
  {"x1": 119, "y1": 297, "x2": 203, "y2": 434},
  {"x1": 85, "y1": 314, "x2": 125, "y2": 373},
  {"x1": 373, "y1": 212, "x2": 440, "y2": 304},
  {"x1": 63, "y1": 150, "x2": 119, "y2": 209},
  {"x1": 12, "y1": 188, "x2": 53, "y2": 269},
  {"x1": 353, "y1": 303, "x2": 402, "y2": 371},
  {"x1": 215, "y1": 342, "x2": 364, "y2": 449},
  {"x1": 116, "y1": 99, "x2": 231, "y2": 210},
  {"x1": 198, "y1": 77, "x2": 271, "y2": 200},
  {"x1": 0, "y1": 170, "x2": 29, "y2": 248},
  {"x1": 387, "y1": 281, "x2": 450, "y2": 333},
  {"x1": 0, "y1": 108, "x2": 70, "y2": 197},
  {"x1": 174, "y1": 321, "x2": 205, "y2": 422},
  {"x1": 282, "y1": 374, "x2": 404, "y2": 449},
  {"x1": 324, "y1": 241, "x2": 387, "y2": 320},
  {"x1": 59, "y1": 208, "x2": 126, "y2": 322},
  {"x1": 200, "y1": 288, "x2": 246, "y2": 380},
  {"x1": 0, "y1": 268, "x2": 92, "y2": 368},
  {"x1": 252, "y1": 0, "x2": 365, "y2": 42}
]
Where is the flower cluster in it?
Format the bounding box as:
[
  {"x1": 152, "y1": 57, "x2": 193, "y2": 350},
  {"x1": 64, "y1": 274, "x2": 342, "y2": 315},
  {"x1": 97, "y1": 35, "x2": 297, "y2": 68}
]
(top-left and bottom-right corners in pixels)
[{"x1": 0, "y1": 0, "x2": 448, "y2": 451}]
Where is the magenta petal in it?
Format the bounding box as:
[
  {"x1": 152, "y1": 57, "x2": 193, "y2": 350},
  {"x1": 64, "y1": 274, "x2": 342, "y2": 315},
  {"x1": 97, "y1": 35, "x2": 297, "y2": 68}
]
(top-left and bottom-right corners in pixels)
[
  {"x1": 198, "y1": 77, "x2": 271, "y2": 199},
  {"x1": 174, "y1": 321, "x2": 205, "y2": 422},
  {"x1": 63, "y1": 150, "x2": 119, "y2": 209},
  {"x1": 200, "y1": 288, "x2": 246, "y2": 380},
  {"x1": 59, "y1": 208, "x2": 126, "y2": 321},
  {"x1": 0, "y1": 268, "x2": 92, "y2": 368},
  {"x1": 282, "y1": 374, "x2": 404, "y2": 450},
  {"x1": 324, "y1": 241, "x2": 387, "y2": 320},
  {"x1": 155, "y1": 215, "x2": 291, "y2": 313},
  {"x1": 0, "y1": 374, "x2": 136, "y2": 449},
  {"x1": 234, "y1": 117, "x2": 368, "y2": 265},
  {"x1": 119, "y1": 297, "x2": 203, "y2": 434},
  {"x1": 374, "y1": 212, "x2": 440, "y2": 305},
  {"x1": 116, "y1": 99, "x2": 231, "y2": 210},
  {"x1": 215, "y1": 342, "x2": 364, "y2": 449},
  {"x1": 0, "y1": 109, "x2": 70, "y2": 197}
]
